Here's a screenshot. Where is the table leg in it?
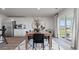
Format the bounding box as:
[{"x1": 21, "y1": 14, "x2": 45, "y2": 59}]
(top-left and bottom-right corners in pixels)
[
  {"x1": 25, "y1": 35, "x2": 28, "y2": 50},
  {"x1": 49, "y1": 36, "x2": 52, "y2": 50}
]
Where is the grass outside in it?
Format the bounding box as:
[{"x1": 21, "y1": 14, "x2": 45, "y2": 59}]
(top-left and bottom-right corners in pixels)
[{"x1": 59, "y1": 27, "x2": 72, "y2": 38}]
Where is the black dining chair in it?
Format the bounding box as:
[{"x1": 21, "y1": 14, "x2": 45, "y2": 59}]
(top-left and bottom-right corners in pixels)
[{"x1": 33, "y1": 33, "x2": 44, "y2": 50}]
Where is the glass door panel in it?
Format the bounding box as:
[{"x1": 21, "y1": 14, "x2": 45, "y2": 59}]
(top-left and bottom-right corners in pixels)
[
  {"x1": 66, "y1": 17, "x2": 73, "y2": 40},
  {"x1": 59, "y1": 17, "x2": 66, "y2": 38}
]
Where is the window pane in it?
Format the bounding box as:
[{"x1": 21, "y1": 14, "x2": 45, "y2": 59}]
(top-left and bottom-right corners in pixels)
[
  {"x1": 67, "y1": 20, "x2": 72, "y2": 26},
  {"x1": 59, "y1": 27, "x2": 65, "y2": 38},
  {"x1": 59, "y1": 19, "x2": 65, "y2": 26},
  {"x1": 66, "y1": 17, "x2": 73, "y2": 39},
  {"x1": 59, "y1": 17, "x2": 66, "y2": 38}
]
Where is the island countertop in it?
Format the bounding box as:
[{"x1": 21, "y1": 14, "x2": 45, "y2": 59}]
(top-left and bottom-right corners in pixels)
[{"x1": 0, "y1": 37, "x2": 25, "y2": 50}]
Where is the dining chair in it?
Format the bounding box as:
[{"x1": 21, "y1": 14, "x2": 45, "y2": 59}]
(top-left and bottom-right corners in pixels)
[{"x1": 33, "y1": 33, "x2": 44, "y2": 50}]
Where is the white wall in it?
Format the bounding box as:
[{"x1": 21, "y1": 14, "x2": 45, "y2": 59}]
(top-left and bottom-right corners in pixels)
[
  {"x1": 0, "y1": 15, "x2": 2, "y2": 34},
  {"x1": 51, "y1": 15, "x2": 58, "y2": 37},
  {"x1": 58, "y1": 8, "x2": 74, "y2": 17},
  {"x1": 0, "y1": 15, "x2": 2, "y2": 29},
  {"x1": 74, "y1": 9, "x2": 79, "y2": 49},
  {"x1": 0, "y1": 14, "x2": 8, "y2": 34},
  {"x1": 0, "y1": 14, "x2": 8, "y2": 42},
  {"x1": 8, "y1": 17, "x2": 55, "y2": 36},
  {"x1": 10, "y1": 17, "x2": 54, "y2": 31},
  {"x1": 0, "y1": 15, "x2": 2, "y2": 42}
]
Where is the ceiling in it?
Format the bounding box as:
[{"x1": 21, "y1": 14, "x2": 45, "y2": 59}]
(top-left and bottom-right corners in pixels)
[{"x1": 0, "y1": 8, "x2": 64, "y2": 17}]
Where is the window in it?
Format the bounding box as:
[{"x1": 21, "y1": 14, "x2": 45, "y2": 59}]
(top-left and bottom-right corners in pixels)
[
  {"x1": 66, "y1": 17, "x2": 73, "y2": 40},
  {"x1": 59, "y1": 17, "x2": 65, "y2": 38},
  {"x1": 58, "y1": 16, "x2": 73, "y2": 40}
]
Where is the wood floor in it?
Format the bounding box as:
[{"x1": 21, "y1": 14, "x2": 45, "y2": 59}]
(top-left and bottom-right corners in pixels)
[{"x1": 0, "y1": 37, "x2": 25, "y2": 50}]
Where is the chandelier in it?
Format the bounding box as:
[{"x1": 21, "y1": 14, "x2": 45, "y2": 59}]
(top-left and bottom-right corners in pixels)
[{"x1": 32, "y1": 17, "x2": 45, "y2": 32}]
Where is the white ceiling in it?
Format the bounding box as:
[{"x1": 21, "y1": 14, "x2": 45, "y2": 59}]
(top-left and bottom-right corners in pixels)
[{"x1": 0, "y1": 8, "x2": 64, "y2": 17}]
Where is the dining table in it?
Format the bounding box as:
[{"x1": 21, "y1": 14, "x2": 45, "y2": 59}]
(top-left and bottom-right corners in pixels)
[{"x1": 25, "y1": 32, "x2": 52, "y2": 50}]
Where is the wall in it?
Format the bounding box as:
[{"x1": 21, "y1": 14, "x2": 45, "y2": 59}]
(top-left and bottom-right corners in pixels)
[
  {"x1": 77, "y1": 9, "x2": 79, "y2": 49},
  {"x1": 58, "y1": 8, "x2": 74, "y2": 17},
  {"x1": 0, "y1": 15, "x2": 2, "y2": 29},
  {"x1": 0, "y1": 15, "x2": 2, "y2": 34},
  {"x1": 0, "y1": 14, "x2": 8, "y2": 33},
  {"x1": 0, "y1": 15, "x2": 2, "y2": 42},
  {"x1": 10, "y1": 17, "x2": 54, "y2": 30},
  {"x1": 8, "y1": 17, "x2": 55, "y2": 36},
  {"x1": 51, "y1": 15, "x2": 58, "y2": 37},
  {"x1": 0, "y1": 14, "x2": 8, "y2": 42},
  {"x1": 74, "y1": 9, "x2": 79, "y2": 49}
]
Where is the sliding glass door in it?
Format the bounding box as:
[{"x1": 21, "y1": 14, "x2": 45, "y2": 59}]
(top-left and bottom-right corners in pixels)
[
  {"x1": 58, "y1": 16, "x2": 73, "y2": 41},
  {"x1": 59, "y1": 16, "x2": 65, "y2": 38},
  {"x1": 66, "y1": 17, "x2": 73, "y2": 40}
]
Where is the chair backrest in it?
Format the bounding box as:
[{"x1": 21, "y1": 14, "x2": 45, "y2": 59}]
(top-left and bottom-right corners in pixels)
[{"x1": 33, "y1": 33, "x2": 44, "y2": 43}]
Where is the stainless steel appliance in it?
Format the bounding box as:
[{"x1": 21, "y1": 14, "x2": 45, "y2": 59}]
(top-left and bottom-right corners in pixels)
[{"x1": 2, "y1": 19, "x2": 16, "y2": 37}]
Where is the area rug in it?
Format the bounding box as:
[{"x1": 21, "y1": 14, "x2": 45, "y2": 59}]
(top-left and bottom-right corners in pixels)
[{"x1": 27, "y1": 39, "x2": 51, "y2": 50}]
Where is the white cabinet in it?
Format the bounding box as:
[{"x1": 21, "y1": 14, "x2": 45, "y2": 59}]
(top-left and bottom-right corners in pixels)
[
  {"x1": 15, "y1": 40, "x2": 26, "y2": 50},
  {"x1": 14, "y1": 29, "x2": 27, "y2": 36}
]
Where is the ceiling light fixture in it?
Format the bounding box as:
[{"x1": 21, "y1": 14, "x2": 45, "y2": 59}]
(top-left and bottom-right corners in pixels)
[
  {"x1": 10, "y1": 18, "x2": 15, "y2": 21},
  {"x1": 37, "y1": 8, "x2": 40, "y2": 10},
  {"x1": 2, "y1": 8, "x2": 5, "y2": 10}
]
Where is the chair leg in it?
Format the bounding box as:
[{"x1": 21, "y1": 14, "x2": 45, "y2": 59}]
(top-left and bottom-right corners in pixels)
[
  {"x1": 42, "y1": 43, "x2": 44, "y2": 50},
  {"x1": 33, "y1": 42, "x2": 34, "y2": 49}
]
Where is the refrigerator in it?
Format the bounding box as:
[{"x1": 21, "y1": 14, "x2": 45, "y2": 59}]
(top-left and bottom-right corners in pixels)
[{"x1": 2, "y1": 19, "x2": 16, "y2": 37}]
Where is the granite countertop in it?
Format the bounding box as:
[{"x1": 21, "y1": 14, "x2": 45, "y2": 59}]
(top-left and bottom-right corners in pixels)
[{"x1": 0, "y1": 37, "x2": 25, "y2": 50}]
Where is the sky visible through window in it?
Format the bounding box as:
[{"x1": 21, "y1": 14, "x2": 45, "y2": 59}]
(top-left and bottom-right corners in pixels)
[
  {"x1": 59, "y1": 19, "x2": 65, "y2": 26},
  {"x1": 59, "y1": 17, "x2": 72, "y2": 38},
  {"x1": 59, "y1": 19, "x2": 72, "y2": 27}
]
